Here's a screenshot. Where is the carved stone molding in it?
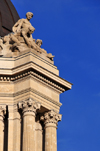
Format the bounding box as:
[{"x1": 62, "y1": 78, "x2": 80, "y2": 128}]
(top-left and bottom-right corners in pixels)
[
  {"x1": 0, "y1": 69, "x2": 65, "y2": 92},
  {"x1": 18, "y1": 98, "x2": 41, "y2": 115},
  {"x1": 41, "y1": 110, "x2": 62, "y2": 126}
]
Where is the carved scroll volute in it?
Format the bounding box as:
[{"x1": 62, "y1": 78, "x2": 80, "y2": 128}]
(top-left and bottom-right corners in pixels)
[
  {"x1": 41, "y1": 110, "x2": 62, "y2": 127},
  {"x1": 0, "y1": 106, "x2": 6, "y2": 120}
]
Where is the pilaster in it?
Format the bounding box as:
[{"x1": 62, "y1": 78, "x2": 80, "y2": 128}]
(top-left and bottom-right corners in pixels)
[
  {"x1": 13, "y1": 104, "x2": 21, "y2": 151},
  {"x1": 8, "y1": 105, "x2": 14, "y2": 151},
  {"x1": 0, "y1": 105, "x2": 6, "y2": 151}
]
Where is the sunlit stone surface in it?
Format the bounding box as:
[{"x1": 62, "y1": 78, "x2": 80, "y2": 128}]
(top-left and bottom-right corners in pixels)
[{"x1": 0, "y1": 10, "x2": 72, "y2": 151}]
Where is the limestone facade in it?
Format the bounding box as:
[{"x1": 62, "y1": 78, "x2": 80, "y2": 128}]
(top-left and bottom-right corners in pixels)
[{"x1": 0, "y1": 49, "x2": 72, "y2": 151}]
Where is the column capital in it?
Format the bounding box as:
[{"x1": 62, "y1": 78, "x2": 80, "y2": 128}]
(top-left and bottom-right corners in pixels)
[
  {"x1": 18, "y1": 98, "x2": 41, "y2": 115},
  {"x1": 41, "y1": 110, "x2": 62, "y2": 126},
  {"x1": 0, "y1": 105, "x2": 6, "y2": 119}
]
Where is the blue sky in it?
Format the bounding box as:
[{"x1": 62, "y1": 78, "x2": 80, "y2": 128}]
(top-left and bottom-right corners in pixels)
[{"x1": 11, "y1": 0, "x2": 100, "y2": 150}]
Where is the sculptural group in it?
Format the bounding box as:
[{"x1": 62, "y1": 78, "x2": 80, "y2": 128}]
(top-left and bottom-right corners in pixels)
[{"x1": 0, "y1": 12, "x2": 54, "y2": 61}]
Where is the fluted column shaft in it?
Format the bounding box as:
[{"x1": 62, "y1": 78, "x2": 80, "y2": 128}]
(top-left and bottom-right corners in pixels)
[
  {"x1": 35, "y1": 116, "x2": 42, "y2": 151},
  {"x1": 0, "y1": 106, "x2": 6, "y2": 151},
  {"x1": 45, "y1": 123, "x2": 57, "y2": 151},
  {"x1": 19, "y1": 99, "x2": 41, "y2": 151},
  {"x1": 23, "y1": 112, "x2": 35, "y2": 151},
  {"x1": 41, "y1": 110, "x2": 62, "y2": 151}
]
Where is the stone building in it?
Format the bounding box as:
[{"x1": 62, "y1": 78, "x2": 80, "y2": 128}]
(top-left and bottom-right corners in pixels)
[{"x1": 0, "y1": 1, "x2": 72, "y2": 151}]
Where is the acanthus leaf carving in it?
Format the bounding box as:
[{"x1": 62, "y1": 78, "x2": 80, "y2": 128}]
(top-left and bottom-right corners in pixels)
[
  {"x1": 18, "y1": 98, "x2": 41, "y2": 115},
  {"x1": 41, "y1": 110, "x2": 62, "y2": 125}
]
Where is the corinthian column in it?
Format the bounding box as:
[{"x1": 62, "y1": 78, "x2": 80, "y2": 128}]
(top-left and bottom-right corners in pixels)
[
  {"x1": 19, "y1": 98, "x2": 41, "y2": 151},
  {"x1": 41, "y1": 110, "x2": 62, "y2": 151},
  {"x1": 0, "y1": 105, "x2": 6, "y2": 151}
]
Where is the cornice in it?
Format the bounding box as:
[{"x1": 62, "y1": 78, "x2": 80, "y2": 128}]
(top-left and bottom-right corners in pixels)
[
  {"x1": 0, "y1": 69, "x2": 65, "y2": 92},
  {"x1": 0, "y1": 51, "x2": 72, "y2": 91}
]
